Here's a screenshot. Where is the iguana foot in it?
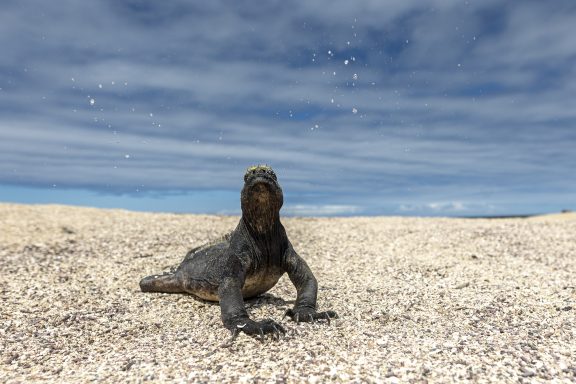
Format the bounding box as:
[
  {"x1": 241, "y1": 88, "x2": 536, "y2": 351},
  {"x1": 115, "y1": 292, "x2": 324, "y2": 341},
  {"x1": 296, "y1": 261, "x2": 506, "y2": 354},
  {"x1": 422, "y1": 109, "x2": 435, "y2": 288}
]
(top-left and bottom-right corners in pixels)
[
  {"x1": 225, "y1": 318, "x2": 286, "y2": 344},
  {"x1": 283, "y1": 308, "x2": 338, "y2": 324}
]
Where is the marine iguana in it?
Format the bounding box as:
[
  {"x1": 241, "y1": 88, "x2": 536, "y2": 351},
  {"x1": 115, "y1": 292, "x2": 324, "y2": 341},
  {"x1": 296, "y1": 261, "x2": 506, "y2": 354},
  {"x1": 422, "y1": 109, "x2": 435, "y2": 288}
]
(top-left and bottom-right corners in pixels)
[{"x1": 139, "y1": 165, "x2": 337, "y2": 340}]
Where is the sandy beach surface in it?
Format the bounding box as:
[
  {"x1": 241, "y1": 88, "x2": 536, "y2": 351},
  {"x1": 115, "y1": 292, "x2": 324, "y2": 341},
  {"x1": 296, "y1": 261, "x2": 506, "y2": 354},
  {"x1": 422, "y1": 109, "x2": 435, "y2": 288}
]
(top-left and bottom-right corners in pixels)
[{"x1": 1, "y1": 202, "x2": 575, "y2": 383}]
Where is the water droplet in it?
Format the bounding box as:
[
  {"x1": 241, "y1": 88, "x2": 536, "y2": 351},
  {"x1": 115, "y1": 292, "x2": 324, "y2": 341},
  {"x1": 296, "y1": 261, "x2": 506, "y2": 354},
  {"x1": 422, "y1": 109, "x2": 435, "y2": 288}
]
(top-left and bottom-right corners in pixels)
[
  {"x1": 89, "y1": 98, "x2": 95, "y2": 106},
  {"x1": 124, "y1": 154, "x2": 130, "y2": 159},
  {"x1": 98, "y1": 84, "x2": 102, "y2": 89},
  {"x1": 344, "y1": 60, "x2": 349, "y2": 65},
  {"x1": 353, "y1": 73, "x2": 358, "y2": 80},
  {"x1": 352, "y1": 107, "x2": 358, "y2": 114}
]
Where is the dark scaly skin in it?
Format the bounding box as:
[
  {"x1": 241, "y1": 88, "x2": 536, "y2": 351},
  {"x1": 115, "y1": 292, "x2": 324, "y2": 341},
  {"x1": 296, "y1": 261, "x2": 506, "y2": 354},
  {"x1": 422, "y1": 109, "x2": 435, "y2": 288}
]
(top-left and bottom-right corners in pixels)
[{"x1": 139, "y1": 165, "x2": 337, "y2": 340}]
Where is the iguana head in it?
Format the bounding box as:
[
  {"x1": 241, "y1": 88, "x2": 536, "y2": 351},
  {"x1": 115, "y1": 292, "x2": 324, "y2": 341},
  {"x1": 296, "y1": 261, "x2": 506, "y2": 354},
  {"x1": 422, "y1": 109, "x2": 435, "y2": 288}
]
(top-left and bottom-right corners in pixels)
[{"x1": 241, "y1": 165, "x2": 283, "y2": 231}]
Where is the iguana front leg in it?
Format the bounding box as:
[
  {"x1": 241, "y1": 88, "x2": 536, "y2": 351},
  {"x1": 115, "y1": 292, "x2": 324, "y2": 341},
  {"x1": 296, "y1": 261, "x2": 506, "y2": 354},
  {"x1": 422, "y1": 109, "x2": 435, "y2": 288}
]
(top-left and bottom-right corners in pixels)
[
  {"x1": 218, "y1": 276, "x2": 285, "y2": 342},
  {"x1": 282, "y1": 246, "x2": 338, "y2": 323}
]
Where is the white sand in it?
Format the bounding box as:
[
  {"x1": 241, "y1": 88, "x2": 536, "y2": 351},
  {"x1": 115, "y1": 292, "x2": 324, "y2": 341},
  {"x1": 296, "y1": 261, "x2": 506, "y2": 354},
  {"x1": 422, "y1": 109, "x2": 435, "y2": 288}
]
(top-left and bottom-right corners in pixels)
[{"x1": 1, "y1": 203, "x2": 575, "y2": 383}]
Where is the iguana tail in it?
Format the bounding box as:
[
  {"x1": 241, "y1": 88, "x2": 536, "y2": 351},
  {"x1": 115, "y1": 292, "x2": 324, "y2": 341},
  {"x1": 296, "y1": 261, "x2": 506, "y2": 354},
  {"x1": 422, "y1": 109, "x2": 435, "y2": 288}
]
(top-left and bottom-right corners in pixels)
[{"x1": 139, "y1": 273, "x2": 184, "y2": 293}]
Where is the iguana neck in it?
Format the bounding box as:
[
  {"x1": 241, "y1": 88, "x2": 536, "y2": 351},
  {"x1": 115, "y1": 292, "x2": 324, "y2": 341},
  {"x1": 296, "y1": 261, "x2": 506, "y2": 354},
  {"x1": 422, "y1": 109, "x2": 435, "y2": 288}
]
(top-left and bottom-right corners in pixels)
[{"x1": 241, "y1": 213, "x2": 281, "y2": 239}]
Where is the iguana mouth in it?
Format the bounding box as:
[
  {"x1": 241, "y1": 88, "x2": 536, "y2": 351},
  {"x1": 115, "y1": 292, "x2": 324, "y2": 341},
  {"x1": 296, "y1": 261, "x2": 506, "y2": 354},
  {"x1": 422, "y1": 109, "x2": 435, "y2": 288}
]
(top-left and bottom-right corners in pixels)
[{"x1": 248, "y1": 175, "x2": 276, "y2": 188}]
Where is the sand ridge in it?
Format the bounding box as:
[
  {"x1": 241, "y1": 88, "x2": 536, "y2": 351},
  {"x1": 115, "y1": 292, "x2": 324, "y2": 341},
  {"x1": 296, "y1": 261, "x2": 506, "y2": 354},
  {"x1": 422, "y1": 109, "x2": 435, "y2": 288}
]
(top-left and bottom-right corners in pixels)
[{"x1": 1, "y1": 203, "x2": 575, "y2": 382}]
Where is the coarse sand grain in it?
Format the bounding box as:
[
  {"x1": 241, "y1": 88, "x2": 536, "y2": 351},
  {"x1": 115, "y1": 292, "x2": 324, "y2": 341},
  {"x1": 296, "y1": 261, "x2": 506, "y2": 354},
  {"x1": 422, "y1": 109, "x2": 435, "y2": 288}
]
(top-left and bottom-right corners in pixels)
[{"x1": 1, "y1": 203, "x2": 575, "y2": 383}]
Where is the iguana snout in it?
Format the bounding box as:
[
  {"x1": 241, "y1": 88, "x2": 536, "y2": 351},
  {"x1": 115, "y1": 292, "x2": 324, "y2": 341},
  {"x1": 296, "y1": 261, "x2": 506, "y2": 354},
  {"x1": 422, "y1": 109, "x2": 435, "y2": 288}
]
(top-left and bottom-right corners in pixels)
[{"x1": 243, "y1": 164, "x2": 278, "y2": 184}]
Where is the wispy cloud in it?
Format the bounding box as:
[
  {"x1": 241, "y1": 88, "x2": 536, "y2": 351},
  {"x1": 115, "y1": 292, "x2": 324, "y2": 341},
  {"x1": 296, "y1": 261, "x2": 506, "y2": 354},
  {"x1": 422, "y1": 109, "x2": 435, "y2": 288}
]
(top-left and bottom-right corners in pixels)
[
  {"x1": 398, "y1": 201, "x2": 496, "y2": 215},
  {"x1": 283, "y1": 204, "x2": 361, "y2": 216},
  {"x1": 0, "y1": 1, "x2": 575, "y2": 215}
]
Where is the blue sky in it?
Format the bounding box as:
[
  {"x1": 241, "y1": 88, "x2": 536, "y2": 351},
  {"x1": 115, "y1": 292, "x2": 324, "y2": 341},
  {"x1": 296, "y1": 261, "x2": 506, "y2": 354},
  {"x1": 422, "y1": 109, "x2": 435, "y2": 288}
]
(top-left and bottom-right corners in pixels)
[{"x1": 1, "y1": 0, "x2": 575, "y2": 216}]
